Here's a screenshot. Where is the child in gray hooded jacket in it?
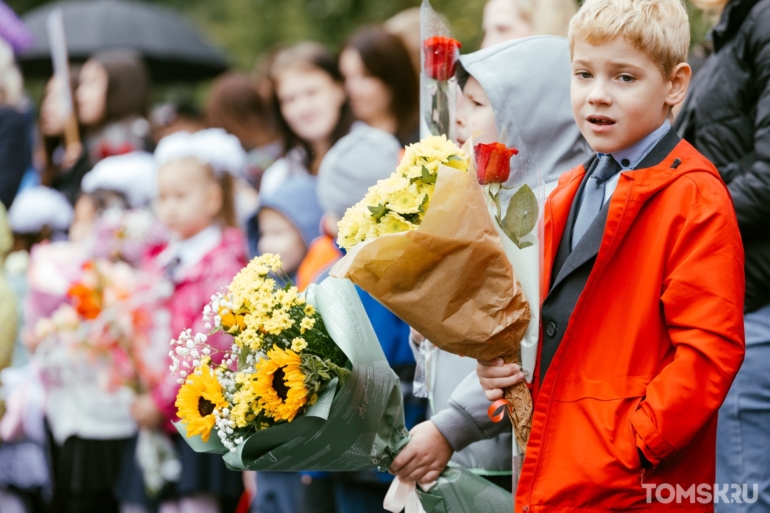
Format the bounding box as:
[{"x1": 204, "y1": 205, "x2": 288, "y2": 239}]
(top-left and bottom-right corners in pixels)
[{"x1": 389, "y1": 36, "x2": 591, "y2": 489}]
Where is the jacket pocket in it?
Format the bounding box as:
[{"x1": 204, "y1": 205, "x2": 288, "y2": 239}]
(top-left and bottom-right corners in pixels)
[
  {"x1": 555, "y1": 374, "x2": 651, "y2": 402},
  {"x1": 555, "y1": 375, "x2": 651, "y2": 473}
]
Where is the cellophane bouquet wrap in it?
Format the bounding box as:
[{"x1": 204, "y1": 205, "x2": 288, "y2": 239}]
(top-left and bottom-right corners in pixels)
[
  {"x1": 472, "y1": 130, "x2": 544, "y2": 482},
  {"x1": 171, "y1": 254, "x2": 408, "y2": 471},
  {"x1": 331, "y1": 135, "x2": 532, "y2": 451},
  {"x1": 420, "y1": 0, "x2": 460, "y2": 140}
]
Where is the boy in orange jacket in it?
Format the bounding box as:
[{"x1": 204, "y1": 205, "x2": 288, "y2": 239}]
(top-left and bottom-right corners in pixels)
[{"x1": 477, "y1": 0, "x2": 746, "y2": 510}]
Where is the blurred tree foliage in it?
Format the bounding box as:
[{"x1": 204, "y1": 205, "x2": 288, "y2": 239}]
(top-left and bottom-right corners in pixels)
[{"x1": 10, "y1": 0, "x2": 717, "y2": 74}]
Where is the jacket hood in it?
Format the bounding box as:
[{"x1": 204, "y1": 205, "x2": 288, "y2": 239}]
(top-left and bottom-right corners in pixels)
[
  {"x1": 459, "y1": 36, "x2": 592, "y2": 185},
  {"x1": 253, "y1": 175, "x2": 323, "y2": 252}
]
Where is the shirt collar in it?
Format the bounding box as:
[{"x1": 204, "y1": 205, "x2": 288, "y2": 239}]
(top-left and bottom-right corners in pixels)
[
  {"x1": 600, "y1": 120, "x2": 671, "y2": 171},
  {"x1": 158, "y1": 224, "x2": 222, "y2": 276}
]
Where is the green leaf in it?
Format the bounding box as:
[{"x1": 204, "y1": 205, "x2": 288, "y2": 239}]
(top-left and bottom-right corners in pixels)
[
  {"x1": 238, "y1": 346, "x2": 249, "y2": 370},
  {"x1": 418, "y1": 193, "x2": 430, "y2": 214},
  {"x1": 368, "y1": 203, "x2": 388, "y2": 221},
  {"x1": 420, "y1": 165, "x2": 437, "y2": 185},
  {"x1": 502, "y1": 184, "x2": 538, "y2": 239},
  {"x1": 447, "y1": 155, "x2": 462, "y2": 162}
]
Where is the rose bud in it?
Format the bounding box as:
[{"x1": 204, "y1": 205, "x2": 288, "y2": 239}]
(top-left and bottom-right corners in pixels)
[
  {"x1": 475, "y1": 142, "x2": 519, "y2": 185},
  {"x1": 423, "y1": 36, "x2": 462, "y2": 81}
]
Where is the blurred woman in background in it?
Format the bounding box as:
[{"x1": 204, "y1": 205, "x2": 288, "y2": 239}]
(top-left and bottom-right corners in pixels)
[
  {"x1": 481, "y1": 0, "x2": 578, "y2": 47},
  {"x1": 340, "y1": 25, "x2": 419, "y2": 145},
  {"x1": 76, "y1": 49, "x2": 151, "y2": 165},
  {"x1": 259, "y1": 42, "x2": 353, "y2": 198},
  {"x1": 205, "y1": 71, "x2": 282, "y2": 191}
]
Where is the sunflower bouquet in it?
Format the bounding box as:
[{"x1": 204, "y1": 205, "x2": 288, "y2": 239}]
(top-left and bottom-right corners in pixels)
[
  {"x1": 169, "y1": 255, "x2": 414, "y2": 474},
  {"x1": 171, "y1": 254, "x2": 350, "y2": 450}
]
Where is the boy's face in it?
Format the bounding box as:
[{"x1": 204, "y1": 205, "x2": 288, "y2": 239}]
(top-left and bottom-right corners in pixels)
[
  {"x1": 571, "y1": 36, "x2": 686, "y2": 154},
  {"x1": 257, "y1": 208, "x2": 306, "y2": 275},
  {"x1": 456, "y1": 76, "x2": 498, "y2": 147}
]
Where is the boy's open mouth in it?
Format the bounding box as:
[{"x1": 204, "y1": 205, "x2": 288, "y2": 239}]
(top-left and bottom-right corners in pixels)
[{"x1": 587, "y1": 116, "x2": 615, "y2": 126}]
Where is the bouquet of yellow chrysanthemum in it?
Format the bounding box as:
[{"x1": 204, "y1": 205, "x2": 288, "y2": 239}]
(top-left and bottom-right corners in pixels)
[
  {"x1": 336, "y1": 135, "x2": 467, "y2": 249},
  {"x1": 332, "y1": 135, "x2": 533, "y2": 451},
  {"x1": 169, "y1": 255, "x2": 416, "y2": 475}
]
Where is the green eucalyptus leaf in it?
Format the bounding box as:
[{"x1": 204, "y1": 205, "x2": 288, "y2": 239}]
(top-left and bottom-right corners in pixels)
[{"x1": 502, "y1": 184, "x2": 538, "y2": 240}]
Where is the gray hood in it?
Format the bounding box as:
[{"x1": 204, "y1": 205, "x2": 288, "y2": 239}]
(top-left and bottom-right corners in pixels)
[{"x1": 459, "y1": 36, "x2": 591, "y2": 185}]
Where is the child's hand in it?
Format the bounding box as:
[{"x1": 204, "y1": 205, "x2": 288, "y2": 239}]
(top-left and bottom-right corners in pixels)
[
  {"x1": 131, "y1": 394, "x2": 163, "y2": 430},
  {"x1": 389, "y1": 421, "x2": 453, "y2": 484},
  {"x1": 476, "y1": 359, "x2": 526, "y2": 401}
]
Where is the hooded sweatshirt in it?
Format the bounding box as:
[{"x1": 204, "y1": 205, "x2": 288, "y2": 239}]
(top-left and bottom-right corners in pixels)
[
  {"x1": 460, "y1": 36, "x2": 591, "y2": 192},
  {"x1": 424, "y1": 37, "x2": 592, "y2": 474}
]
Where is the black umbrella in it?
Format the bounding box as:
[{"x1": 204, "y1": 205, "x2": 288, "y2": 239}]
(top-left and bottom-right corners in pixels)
[{"x1": 17, "y1": 0, "x2": 229, "y2": 81}]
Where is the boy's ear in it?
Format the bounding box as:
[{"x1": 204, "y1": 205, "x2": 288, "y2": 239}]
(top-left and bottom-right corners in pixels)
[{"x1": 665, "y1": 62, "x2": 692, "y2": 108}]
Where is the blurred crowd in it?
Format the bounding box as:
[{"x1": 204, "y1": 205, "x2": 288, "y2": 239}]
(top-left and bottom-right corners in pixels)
[{"x1": 1, "y1": 0, "x2": 768, "y2": 511}]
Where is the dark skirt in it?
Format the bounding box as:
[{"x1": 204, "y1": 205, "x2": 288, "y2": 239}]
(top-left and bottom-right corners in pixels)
[
  {"x1": 115, "y1": 433, "x2": 243, "y2": 508},
  {"x1": 50, "y1": 436, "x2": 130, "y2": 513}
]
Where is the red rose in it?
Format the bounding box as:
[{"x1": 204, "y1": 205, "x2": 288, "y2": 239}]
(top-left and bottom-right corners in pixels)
[
  {"x1": 423, "y1": 36, "x2": 462, "y2": 81},
  {"x1": 475, "y1": 142, "x2": 519, "y2": 185}
]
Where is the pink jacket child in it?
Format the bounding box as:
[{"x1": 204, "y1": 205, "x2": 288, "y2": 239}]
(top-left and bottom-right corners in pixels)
[{"x1": 146, "y1": 225, "x2": 247, "y2": 431}]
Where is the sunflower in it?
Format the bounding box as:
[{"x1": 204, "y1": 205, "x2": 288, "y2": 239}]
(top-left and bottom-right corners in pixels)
[
  {"x1": 254, "y1": 347, "x2": 308, "y2": 422},
  {"x1": 175, "y1": 365, "x2": 229, "y2": 442}
]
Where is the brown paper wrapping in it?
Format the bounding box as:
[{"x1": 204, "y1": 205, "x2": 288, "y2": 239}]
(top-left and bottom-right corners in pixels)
[{"x1": 331, "y1": 164, "x2": 533, "y2": 451}]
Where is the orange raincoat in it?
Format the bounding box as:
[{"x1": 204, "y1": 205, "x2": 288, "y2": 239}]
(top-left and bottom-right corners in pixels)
[{"x1": 518, "y1": 138, "x2": 745, "y2": 512}]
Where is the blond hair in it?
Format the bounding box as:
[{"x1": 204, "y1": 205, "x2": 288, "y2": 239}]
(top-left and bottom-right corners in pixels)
[{"x1": 569, "y1": 0, "x2": 690, "y2": 77}]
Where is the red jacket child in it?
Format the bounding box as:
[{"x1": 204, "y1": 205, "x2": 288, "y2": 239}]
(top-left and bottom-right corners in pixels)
[{"x1": 516, "y1": 134, "x2": 745, "y2": 512}]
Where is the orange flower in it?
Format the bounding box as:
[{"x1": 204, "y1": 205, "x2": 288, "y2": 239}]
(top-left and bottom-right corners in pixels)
[{"x1": 68, "y1": 283, "x2": 102, "y2": 320}]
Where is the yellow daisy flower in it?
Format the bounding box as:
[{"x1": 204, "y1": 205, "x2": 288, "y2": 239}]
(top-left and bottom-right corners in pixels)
[
  {"x1": 175, "y1": 365, "x2": 229, "y2": 442},
  {"x1": 254, "y1": 347, "x2": 308, "y2": 422},
  {"x1": 291, "y1": 337, "x2": 308, "y2": 352},
  {"x1": 304, "y1": 304, "x2": 316, "y2": 316},
  {"x1": 300, "y1": 317, "x2": 316, "y2": 334}
]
